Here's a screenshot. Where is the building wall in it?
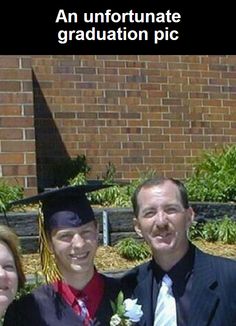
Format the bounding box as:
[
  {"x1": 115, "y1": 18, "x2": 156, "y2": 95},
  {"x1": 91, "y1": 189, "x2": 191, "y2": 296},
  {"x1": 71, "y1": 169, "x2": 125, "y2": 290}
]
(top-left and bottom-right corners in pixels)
[
  {"x1": 0, "y1": 56, "x2": 37, "y2": 195},
  {"x1": 1, "y1": 55, "x2": 236, "y2": 193}
]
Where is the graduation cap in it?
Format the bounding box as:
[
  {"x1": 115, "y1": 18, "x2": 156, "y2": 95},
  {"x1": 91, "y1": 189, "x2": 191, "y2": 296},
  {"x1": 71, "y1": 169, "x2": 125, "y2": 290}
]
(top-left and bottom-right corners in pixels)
[
  {"x1": 11, "y1": 183, "x2": 108, "y2": 233},
  {"x1": 10, "y1": 183, "x2": 109, "y2": 282}
]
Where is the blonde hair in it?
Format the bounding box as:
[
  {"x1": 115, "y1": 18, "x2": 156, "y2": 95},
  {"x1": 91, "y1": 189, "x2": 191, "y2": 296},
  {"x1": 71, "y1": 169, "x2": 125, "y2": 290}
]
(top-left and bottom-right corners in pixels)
[{"x1": 0, "y1": 225, "x2": 26, "y2": 289}]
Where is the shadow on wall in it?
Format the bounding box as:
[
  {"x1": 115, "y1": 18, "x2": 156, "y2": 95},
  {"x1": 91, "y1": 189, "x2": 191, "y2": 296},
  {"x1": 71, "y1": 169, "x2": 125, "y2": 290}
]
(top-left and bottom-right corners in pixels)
[{"x1": 32, "y1": 71, "x2": 70, "y2": 191}]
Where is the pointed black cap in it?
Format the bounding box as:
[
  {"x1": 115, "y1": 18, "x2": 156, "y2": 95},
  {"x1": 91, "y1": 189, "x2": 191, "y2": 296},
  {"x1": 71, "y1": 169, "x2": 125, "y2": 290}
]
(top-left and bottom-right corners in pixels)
[{"x1": 10, "y1": 183, "x2": 108, "y2": 233}]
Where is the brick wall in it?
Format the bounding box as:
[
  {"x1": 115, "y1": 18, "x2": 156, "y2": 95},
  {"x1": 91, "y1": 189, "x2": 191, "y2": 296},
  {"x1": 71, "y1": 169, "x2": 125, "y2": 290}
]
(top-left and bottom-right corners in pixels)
[
  {"x1": 0, "y1": 56, "x2": 37, "y2": 195},
  {"x1": 1, "y1": 55, "x2": 236, "y2": 192}
]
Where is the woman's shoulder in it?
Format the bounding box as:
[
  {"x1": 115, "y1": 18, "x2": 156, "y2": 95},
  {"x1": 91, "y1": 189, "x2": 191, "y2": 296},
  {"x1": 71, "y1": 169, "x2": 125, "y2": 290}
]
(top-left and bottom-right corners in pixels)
[{"x1": 10, "y1": 283, "x2": 55, "y2": 307}]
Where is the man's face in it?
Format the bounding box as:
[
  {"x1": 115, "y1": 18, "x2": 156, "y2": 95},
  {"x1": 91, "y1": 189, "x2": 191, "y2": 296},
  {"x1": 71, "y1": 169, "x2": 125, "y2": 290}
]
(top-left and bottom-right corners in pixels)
[
  {"x1": 50, "y1": 221, "x2": 98, "y2": 280},
  {"x1": 0, "y1": 241, "x2": 18, "y2": 316},
  {"x1": 134, "y1": 181, "x2": 194, "y2": 260}
]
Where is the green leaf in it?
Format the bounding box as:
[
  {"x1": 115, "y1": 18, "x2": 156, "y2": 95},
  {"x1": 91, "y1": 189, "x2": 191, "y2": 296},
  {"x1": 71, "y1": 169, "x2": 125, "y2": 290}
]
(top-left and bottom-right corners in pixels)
[
  {"x1": 110, "y1": 300, "x2": 116, "y2": 314},
  {"x1": 117, "y1": 303, "x2": 126, "y2": 317},
  {"x1": 117, "y1": 291, "x2": 124, "y2": 306}
]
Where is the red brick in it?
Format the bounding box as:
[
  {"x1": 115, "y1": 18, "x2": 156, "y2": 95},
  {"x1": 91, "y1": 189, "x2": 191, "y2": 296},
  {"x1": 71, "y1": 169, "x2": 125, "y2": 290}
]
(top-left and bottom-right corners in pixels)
[
  {"x1": 21, "y1": 57, "x2": 32, "y2": 69},
  {"x1": 104, "y1": 76, "x2": 126, "y2": 83},
  {"x1": 0, "y1": 93, "x2": 32, "y2": 104},
  {"x1": 0, "y1": 81, "x2": 21, "y2": 91},
  {"x1": 25, "y1": 153, "x2": 36, "y2": 164},
  {"x1": 26, "y1": 177, "x2": 37, "y2": 188},
  {"x1": 0, "y1": 117, "x2": 34, "y2": 127},
  {"x1": 0, "y1": 57, "x2": 19, "y2": 68},
  {"x1": 0, "y1": 129, "x2": 23, "y2": 139},
  {"x1": 2, "y1": 165, "x2": 36, "y2": 176},
  {"x1": 0, "y1": 69, "x2": 31, "y2": 80},
  {"x1": 1, "y1": 177, "x2": 25, "y2": 187},
  {"x1": 105, "y1": 61, "x2": 125, "y2": 68},
  {"x1": 0, "y1": 153, "x2": 24, "y2": 164},
  {"x1": 0, "y1": 106, "x2": 21, "y2": 116},
  {"x1": 1, "y1": 141, "x2": 35, "y2": 152}
]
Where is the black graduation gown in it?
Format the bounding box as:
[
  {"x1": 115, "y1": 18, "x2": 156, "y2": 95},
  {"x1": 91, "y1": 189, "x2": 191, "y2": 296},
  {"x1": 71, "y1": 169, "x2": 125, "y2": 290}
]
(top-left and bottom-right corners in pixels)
[{"x1": 3, "y1": 274, "x2": 120, "y2": 326}]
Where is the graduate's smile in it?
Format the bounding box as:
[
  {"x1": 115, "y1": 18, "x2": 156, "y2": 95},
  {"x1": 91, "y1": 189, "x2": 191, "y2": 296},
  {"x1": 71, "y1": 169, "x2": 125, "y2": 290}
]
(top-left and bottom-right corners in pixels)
[
  {"x1": 51, "y1": 222, "x2": 99, "y2": 278},
  {"x1": 69, "y1": 252, "x2": 89, "y2": 262}
]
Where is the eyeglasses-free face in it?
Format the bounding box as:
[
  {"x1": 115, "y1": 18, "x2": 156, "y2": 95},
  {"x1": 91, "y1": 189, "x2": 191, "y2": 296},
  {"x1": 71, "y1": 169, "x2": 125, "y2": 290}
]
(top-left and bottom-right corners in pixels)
[{"x1": 0, "y1": 241, "x2": 18, "y2": 318}]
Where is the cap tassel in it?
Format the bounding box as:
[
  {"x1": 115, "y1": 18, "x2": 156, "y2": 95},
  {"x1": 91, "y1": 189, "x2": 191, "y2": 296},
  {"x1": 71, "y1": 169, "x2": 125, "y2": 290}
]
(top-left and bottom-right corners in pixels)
[{"x1": 38, "y1": 204, "x2": 61, "y2": 283}]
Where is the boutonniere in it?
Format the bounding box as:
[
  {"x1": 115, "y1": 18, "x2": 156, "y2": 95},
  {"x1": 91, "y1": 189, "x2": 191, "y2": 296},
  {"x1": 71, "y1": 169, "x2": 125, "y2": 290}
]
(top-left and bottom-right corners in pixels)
[{"x1": 110, "y1": 291, "x2": 143, "y2": 326}]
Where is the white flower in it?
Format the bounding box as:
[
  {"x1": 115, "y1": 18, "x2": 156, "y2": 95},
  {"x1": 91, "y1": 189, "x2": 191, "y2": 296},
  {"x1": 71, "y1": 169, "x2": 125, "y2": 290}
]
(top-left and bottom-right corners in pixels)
[
  {"x1": 110, "y1": 291, "x2": 143, "y2": 325},
  {"x1": 123, "y1": 298, "x2": 143, "y2": 322},
  {"x1": 110, "y1": 314, "x2": 122, "y2": 326}
]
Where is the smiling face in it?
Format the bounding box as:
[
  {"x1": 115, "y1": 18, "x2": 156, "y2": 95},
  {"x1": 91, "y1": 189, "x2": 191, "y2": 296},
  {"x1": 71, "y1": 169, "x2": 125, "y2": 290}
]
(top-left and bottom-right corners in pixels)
[
  {"x1": 0, "y1": 241, "x2": 18, "y2": 317},
  {"x1": 50, "y1": 221, "x2": 99, "y2": 286},
  {"x1": 134, "y1": 180, "x2": 194, "y2": 268}
]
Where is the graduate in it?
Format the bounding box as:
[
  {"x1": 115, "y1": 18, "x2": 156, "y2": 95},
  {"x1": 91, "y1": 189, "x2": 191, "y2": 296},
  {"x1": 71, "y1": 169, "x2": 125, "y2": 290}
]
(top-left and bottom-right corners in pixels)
[{"x1": 4, "y1": 184, "x2": 120, "y2": 326}]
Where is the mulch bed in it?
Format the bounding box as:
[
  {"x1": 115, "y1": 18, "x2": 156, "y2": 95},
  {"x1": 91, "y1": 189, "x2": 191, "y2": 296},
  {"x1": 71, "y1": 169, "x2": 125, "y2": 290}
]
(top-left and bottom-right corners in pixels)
[{"x1": 22, "y1": 240, "x2": 236, "y2": 276}]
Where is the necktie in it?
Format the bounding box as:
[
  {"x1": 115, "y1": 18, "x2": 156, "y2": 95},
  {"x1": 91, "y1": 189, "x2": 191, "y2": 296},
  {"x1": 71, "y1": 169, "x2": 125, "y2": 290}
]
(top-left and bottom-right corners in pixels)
[
  {"x1": 77, "y1": 296, "x2": 91, "y2": 326},
  {"x1": 154, "y1": 274, "x2": 177, "y2": 326}
]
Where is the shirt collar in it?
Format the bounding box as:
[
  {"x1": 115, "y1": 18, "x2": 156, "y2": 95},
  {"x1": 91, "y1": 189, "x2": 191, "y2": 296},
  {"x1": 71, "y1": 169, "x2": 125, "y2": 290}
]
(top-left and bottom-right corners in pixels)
[
  {"x1": 152, "y1": 242, "x2": 195, "y2": 290},
  {"x1": 169, "y1": 243, "x2": 195, "y2": 281},
  {"x1": 53, "y1": 269, "x2": 105, "y2": 318}
]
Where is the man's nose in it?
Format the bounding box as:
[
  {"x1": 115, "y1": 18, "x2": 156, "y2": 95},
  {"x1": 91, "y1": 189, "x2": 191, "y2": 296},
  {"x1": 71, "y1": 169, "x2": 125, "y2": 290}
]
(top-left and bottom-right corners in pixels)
[
  {"x1": 154, "y1": 211, "x2": 168, "y2": 226},
  {"x1": 71, "y1": 234, "x2": 85, "y2": 247}
]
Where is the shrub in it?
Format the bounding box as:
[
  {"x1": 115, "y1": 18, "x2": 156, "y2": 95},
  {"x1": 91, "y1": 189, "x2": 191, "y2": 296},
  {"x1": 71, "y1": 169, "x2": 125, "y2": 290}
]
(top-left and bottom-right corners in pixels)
[
  {"x1": 185, "y1": 145, "x2": 236, "y2": 202},
  {"x1": 17, "y1": 273, "x2": 45, "y2": 298},
  {"x1": 188, "y1": 216, "x2": 236, "y2": 244},
  {"x1": 0, "y1": 180, "x2": 23, "y2": 213},
  {"x1": 52, "y1": 154, "x2": 91, "y2": 187},
  {"x1": 188, "y1": 221, "x2": 204, "y2": 240},
  {"x1": 90, "y1": 168, "x2": 157, "y2": 207},
  {"x1": 68, "y1": 166, "x2": 157, "y2": 208},
  {"x1": 68, "y1": 172, "x2": 87, "y2": 186},
  {"x1": 90, "y1": 184, "x2": 128, "y2": 207},
  {"x1": 102, "y1": 161, "x2": 116, "y2": 184},
  {"x1": 217, "y1": 216, "x2": 236, "y2": 244},
  {"x1": 115, "y1": 238, "x2": 151, "y2": 261},
  {"x1": 201, "y1": 220, "x2": 219, "y2": 242}
]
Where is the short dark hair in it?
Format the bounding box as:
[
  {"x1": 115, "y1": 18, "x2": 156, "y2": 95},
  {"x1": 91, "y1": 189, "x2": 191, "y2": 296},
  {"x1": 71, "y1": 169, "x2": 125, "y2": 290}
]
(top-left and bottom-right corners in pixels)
[{"x1": 131, "y1": 176, "x2": 190, "y2": 217}]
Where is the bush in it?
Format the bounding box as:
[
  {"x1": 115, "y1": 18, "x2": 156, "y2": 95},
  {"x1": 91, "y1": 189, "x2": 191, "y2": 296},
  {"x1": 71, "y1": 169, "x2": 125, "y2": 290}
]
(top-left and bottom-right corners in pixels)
[
  {"x1": 52, "y1": 154, "x2": 91, "y2": 187},
  {"x1": 201, "y1": 220, "x2": 219, "y2": 242},
  {"x1": 90, "y1": 168, "x2": 157, "y2": 207},
  {"x1": 188, "y1": 221, "x2": 204, "y2": 240},
  {"x1": 188, "y1": 216, "x2": 236, "y2": 244},
  {"x1": 185, "y1": 145, "x2": 236, "y2": 202},
  {"x1": 217, "y1": 216, "x2": 236, "y2": 244},
  {"x1": 90, "y1": 184, "x2": 129, "y2": 207},
  {"x1": 0, "y1": 180, "x2": 23, "y2": 213},
  {"x1": 68, "y1": 172, "x2": 87, "y2": 186},
  {"x1": 68, "y1": 166, "x2": 157, "y2": 208},
  {"x1": 115, "y1": 238, "x2": 151, "y2": 261},
  {"x1": 17, "y1": 273, "x2": 44, "y2": 298}
]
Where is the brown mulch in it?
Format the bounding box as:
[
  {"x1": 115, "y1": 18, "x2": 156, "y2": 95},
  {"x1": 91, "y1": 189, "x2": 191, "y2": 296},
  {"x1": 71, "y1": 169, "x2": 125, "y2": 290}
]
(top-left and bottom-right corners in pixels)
[
  {"x1": 192, "y1": 239, "x2": 236, "y2": 259},
  {"x1": 21, "y1": 246, "x2": 149, "y2": 276},
  {"x1": 21, "y1": 240, "x2": 236, "y2": 276}
]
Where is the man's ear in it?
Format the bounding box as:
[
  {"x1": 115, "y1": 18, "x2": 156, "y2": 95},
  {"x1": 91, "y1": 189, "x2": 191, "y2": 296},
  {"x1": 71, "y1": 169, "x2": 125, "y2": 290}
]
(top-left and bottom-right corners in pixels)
[
  {"x1": 186, "y1": 207, "x2": 195, "y2": 229},
  {"x1": 133, "y1": 217, "x2": 143, "y2": 238}
]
